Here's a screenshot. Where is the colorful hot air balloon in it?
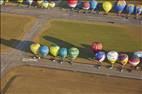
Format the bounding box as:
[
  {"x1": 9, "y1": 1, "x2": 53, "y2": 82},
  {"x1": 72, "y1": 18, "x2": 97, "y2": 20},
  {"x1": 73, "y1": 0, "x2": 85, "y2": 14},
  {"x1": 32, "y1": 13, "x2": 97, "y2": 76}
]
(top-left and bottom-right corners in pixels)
[
  {"x1": 129, "y1": 55, "x2": 140, "y2": 67},
  {"x1": 26, "y1": 0, "x2": 33, "y2": 6},
  {"x1": 95, "y1": 51, "x2": 106, "y2": 62},
  {"x1": 91, "y1": 42, "x2": 103, "y2": 53},
  {"x1": 134, "y1": 51, "x2": 142, "y2": 58},
  {"x1": 59, "y1": 48, "x2": 68, "y2": 59},
  {"x1": 67, "y1": 0, "x2": 78, "y2": 8},
  {"x1": 30, "y1": 43, "x2": 40, "y2": 55},
  {"x1": 42, "y1": 1, "x2": 49, "y2": 8},
  {"x1": 118, "y1": 54, "x2": 128, "y2": 66},
  {"x1": 0, "y1": 0, "x2": 4, "y2": 5},
  {"x1": 126, "y1": 4, "x2": 135, "y2": 14},
  {"x1": 82, "y1": 1, "x2": 90, "y2": 10},
  {"x1": 115, "y1": 0, "x2": 126, "y2": 14},
  {"x1": 89, "y1": 0, "x2": 98, "y2": 10},
  {"x1": 50, "y1": 44, "x2": 60, "y2": 57},
  {"x1": 102, "y1": 1, "x2": 112, "y2": 13},
  {"x1": 48, "y1": 2, "x2": 55, "y2": 8},
  {"x1": 69, "y1": 47, "x2": 79, "y2": 60},
  {"x1": 39, "y1": 45, "x2": 49, "y2": 57},
  {"x1": 107, "y1": 51, "x2": 119, "y2": 69},
  {"x1": 136, "y1": 5, "x2": 142, "y2": 15}
]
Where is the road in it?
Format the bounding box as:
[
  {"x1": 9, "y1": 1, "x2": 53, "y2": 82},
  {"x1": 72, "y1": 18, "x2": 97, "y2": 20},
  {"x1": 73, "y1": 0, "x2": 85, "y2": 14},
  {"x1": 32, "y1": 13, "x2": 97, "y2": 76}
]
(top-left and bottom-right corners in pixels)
[{"x1": 1, "y1": 6, "x2": 142, "y2": 79}]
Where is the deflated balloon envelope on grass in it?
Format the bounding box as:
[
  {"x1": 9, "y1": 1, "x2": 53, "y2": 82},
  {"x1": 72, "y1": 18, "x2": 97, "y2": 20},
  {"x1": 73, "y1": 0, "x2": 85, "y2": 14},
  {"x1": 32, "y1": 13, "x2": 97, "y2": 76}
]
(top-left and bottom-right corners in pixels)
[
  {"x1": 39, "y1": 45, "x2": 49, "y2": 57},
  {"x1": 115, "y1": 0, "x2": 126, "y2": 14},
  {"x1": 102, "y1": 1, "x2": 112, "y2": 13}
]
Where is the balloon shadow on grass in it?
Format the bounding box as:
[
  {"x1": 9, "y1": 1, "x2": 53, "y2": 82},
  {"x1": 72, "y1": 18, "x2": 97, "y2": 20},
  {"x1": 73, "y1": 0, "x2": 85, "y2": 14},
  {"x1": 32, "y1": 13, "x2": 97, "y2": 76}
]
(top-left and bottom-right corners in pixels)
[
  {"x1": 0, "y1": 38, "x2": 34, "y2": 53},
  {"x1": 43, "y1": 36, "x2": 93, "y2": 59}
]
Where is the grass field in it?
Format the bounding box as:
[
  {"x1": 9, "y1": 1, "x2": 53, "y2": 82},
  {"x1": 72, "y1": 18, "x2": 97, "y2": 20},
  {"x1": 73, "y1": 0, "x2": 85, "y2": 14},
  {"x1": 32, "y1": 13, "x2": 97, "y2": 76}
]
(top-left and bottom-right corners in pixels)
[
  {"x1": 2, "y1": 66, "x2": 142, "y2": 94},
  {"x1": 35, "y1": 20, "x2": 142, "y2": 60},
  {"x1": 0, "y1": 13, "x2": 36, "y2": 52}
]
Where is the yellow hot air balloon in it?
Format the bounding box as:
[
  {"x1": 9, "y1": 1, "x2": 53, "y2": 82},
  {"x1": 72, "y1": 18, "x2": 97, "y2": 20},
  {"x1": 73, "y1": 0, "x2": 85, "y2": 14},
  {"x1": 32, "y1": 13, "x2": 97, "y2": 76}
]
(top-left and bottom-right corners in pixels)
[
  {"x1": 103, "y1": 1, "x2": 112, "y2": 13},
  {"x1": 50, "y1": 45, "x2": 60, "y2": 57},
  {"x1": 17, "y1": 0, "x2": 23, "y2": 3},
  {"x1": 37, "y1": 0, "x2": 43, "y2": 7},
  {"x1": 30, "y1": 43, "x2": 40, "y2": 55},
  {"x1": 48, "y1": 2, "x2": 55, "y2": 8}
]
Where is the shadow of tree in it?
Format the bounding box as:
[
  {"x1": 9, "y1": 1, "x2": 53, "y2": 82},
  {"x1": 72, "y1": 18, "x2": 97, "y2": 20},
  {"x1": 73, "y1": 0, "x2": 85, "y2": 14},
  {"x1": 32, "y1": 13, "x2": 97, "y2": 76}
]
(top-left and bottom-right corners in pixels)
[{"x1": 0, "y1": 38, "x2": 34, "y2": 53}]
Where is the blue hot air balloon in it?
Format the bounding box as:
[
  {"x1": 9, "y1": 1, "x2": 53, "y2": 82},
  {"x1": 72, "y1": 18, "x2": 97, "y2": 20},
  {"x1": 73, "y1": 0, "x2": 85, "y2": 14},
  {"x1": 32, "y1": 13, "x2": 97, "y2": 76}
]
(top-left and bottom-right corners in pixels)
[
  {"x1": 135, "y1": 5, "x2": 142, "y2": 15},
  {"x1": 115, "y1": 0, "x2": 126, "y2": 14},
  {"x1": 89, "y1": 0, "x2": 98, "y2": 10},
  {"x1": 127, "y1": 4, "x2": 135, "y2": 14},
  {"x1": 59, "y1": 48, "x2": 68, "y2": 59},
  {"x1": 95, "y1": 51, "x2": 106, "y2": 62},
  {"x1": 39, "y1": 45, "x2": 49, "y2": 57}
]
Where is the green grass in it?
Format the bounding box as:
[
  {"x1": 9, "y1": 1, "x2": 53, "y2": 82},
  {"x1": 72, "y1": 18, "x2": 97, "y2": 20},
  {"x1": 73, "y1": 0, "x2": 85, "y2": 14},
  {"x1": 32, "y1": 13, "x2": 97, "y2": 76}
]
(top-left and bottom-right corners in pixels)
[{"x1": 36, "y1": 20, "x2": 142, "y2": 59}]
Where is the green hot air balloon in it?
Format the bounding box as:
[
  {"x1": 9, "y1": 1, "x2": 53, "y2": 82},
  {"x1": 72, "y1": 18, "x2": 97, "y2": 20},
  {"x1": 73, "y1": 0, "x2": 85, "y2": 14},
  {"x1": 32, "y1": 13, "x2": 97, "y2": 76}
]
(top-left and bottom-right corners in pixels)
[{"x1": 68, "y1": 47, "x2": 79, "y2": 63}]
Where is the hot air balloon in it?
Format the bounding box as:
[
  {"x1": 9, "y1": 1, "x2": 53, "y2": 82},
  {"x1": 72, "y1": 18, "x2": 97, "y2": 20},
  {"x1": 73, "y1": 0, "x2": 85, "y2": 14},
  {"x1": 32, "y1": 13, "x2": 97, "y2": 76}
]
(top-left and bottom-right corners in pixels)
[
  {"x1": 30, "y1": 43, "x2": 40, "y2": 55},
  {"x1": 17, "y1": 0, "x2": 24, "y2": 6},
  {"x1": 68, "y1": 47, "x2": 79, "y2": 63},
  {"x1": 37, "y1": 0, "x2": 43, "y2": 8},
  {"x1": 82, "y1": 1, "x2": 90, "y2": 10},
  {"x1": 59, "y1": 48, "x2": 68, "y2": 64},
  {"x1": 129, "y1": 55, "x2": 140, "y2": 67},
  {"x1": 67, "y1": 0, "x2": 78, "y2": 8},
  {"x1": 50, "y1": 44, "x2": 60, "y2": 57},
  {"x1": 115, "y1": 0, "x2": 126, "y2": 14},
  {"x1": 134, "y1": 51, "x2": 142, "y2": 63},
  {"x1": 91, "y1": 42, "x2": 103, "y2": 53},
  {"x1": 126, "y1": 4, "x2": 135, "y2": 15},
  {"x1": 26, "y1": 0, "x2": 33, "y2": 7},
  {"x1": 136, "y1": 5, "x2": 142, "y2": 16},
  {"x1": 102, "y1": 1, "x2": 112, "y2": 13},
  {"x1": 118, "y1": 54, "x2": 128, "y2": 72},
  {"x1": 48, "y1": 1, "x2": 55, "y2": 8},
  {"x1": 39, "y1": 45, "x2": 49, "y2": 57},
  {"x1": 0, "y1": 0, "x2": 4, "y2": 5},
  {"x1": 90, "y1": 0, "x2": 98, "y2": 10},
  {"x1": 107, "y1": 51, "x2": 119, "y2": 69},
  {"x1": 95, "y1": 51, "x2": 106, "y2": 62},
  {"x1": 42, "y1": 1, "x2": 49, "y2": 8}
]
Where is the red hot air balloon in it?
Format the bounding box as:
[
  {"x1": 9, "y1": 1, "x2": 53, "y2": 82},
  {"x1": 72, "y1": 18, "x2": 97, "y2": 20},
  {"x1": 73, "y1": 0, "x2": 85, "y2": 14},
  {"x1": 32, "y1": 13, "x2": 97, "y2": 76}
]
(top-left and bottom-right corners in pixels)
[
  {"x1": 67, "y1": 0, "x2": 78, "y2": 8},
  {"x1": 91, "y1": 42, "x2": 103, "y2": 53},
  {"x1": 83, "y1": 1, "x2": 90, "y2": 10}
]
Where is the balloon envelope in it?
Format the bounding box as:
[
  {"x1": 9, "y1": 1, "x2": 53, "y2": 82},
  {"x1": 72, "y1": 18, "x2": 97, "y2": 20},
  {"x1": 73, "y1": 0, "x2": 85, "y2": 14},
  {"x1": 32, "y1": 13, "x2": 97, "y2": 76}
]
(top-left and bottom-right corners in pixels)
[
  {"x1": 134, "y1": 51, "x2": 142, "y2": 58},
  {"x1": 91, "y1": 42, "x2": 103, "y2": 53},
  {"x1": 42, "y1": 1, "x2": 49, "y2": 8},
  {"x1": 59, "y1": 48, "x2": 68, "y2": 58},
  {"x1": 127, "y1": 4, "x2": 135, "y2": 14},
  {"x1": 103, "y1": 1, "x2": 112, "y2": 13},
  {"x1": 17, "y1": 0, "x2": 23, "y2": 3},
  {"x1": 0, "y1": 0, "x2": 4, "y2": 5},
  {"x1": 67, "y1": 0, "x2": 78, "y2": 8},
  {"x1": 30, "y1": 43, "x2": 40, "y2": 55},
  {"x1": 49, "y1": 2, "x2": 56, "y2": 8},
  {"x1": 26, "y1": 0, "x2": 33, "y2": 5},
  {"x1": 115, "y1": 0, "x2": 126, "y2": 13},
  {"x1": 89, "y1": 0, "x2": 98, "y2": 10},
  {"x1": 69, "y1": 47, "x2": 79, "y2": 59},
  {"x1": 95, "y1": 51, "x2": 106, "y2": 62},
  {"x1": 50, "y1": 44, "x2": 60, "y2": 57},
  {"x1": 136, "y1": 5, "x2": 142, "y2": 15},
  {"x1": 107, "y1": 51, "x2": 119, "y2": 64},
  {"x1": 83, "y1": 1, "x2": 90, "y2": 10},
  {"x1": 129, "y1": 55, "x2": 140, "y2": 66},
  {"x1": 118, "y1": 54, "x2": 128, "y2": 65},
  {"x1": 39, "y1": 45, "x2": 49, "y2": 56}
]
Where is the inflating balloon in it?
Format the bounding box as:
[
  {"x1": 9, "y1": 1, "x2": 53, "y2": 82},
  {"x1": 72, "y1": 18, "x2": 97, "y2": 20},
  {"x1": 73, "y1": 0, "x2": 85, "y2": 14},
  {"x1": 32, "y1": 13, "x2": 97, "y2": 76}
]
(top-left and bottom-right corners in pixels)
[
  {"x1": 42, "y1": 1, "x2": 49, "y2": 8},
  {"x1": 59, "y1": 48, "x2": 68, "y2": 58},
  {"x1": 30, "y1": 43, "x2": 40, "y2": 55},
  {"x1": 0, "y1": 0, "x2": 4, "y2": 5},
  {"x1": 50, "y1": 44, "x2": 60, "y2": 57},
  {"x1": 83, "y1": 1, "x2": 90, "y2": 10},
  {"x1": 107, "y1": 51, "x2": 119, "y2": 64},
  {"x1": 37, "y1": 0, "x2": 43, "y2": 7},
  {"x1": 129, "y1": 55, "x2": 140, "y2": 66},
  {"x1": 48, "y1": 2, "x2": 56, "y2": 8},
  {"x1": 67, "y1": 0, "x2": 78, "y2": 8},
  {"x1": 118, "y1": 54, "x2": 128, "y2": 65},
  {"x1": 89, "y1": 0, "x2": 98, "y2": 10},
  {"x1": 95, "y1": 51, "x2": 106, "y2": 62},
  {"x1": 115, "y1": 0, "x2": 126, "y2": 14},
  {"x1": 136, "y1": 5, "x2": 142, "y2": 15},
  {"x1": 103, "y1": 1, "x2": 112, "y2": 13},
  {"x1": 134, "y1": 51, "x2": 142, "y2": 58},
  {"x1": 69, "y1": 47, "x2": 79, "y2": 60},
  {"x1": 39, "y1": 45, "x2": 49, "y2": 57},
  {"x1": 126, "y1": 4, "x2": 135, "y2": 14},
  {"x1": 26, "y1": 0, "x2": 33, "y2": 6},
  {"x1": 91, "y1": 42, "x2": 103, "y2": 53}
]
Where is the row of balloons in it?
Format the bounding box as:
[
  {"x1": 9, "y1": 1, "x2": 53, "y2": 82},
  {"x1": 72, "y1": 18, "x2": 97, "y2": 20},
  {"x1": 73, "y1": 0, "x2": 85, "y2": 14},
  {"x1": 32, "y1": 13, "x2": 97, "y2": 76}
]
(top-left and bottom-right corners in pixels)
[
  {"x1": 0, "y1": 0, "x2": 56, "y2": 8},
  {"x1": 67, "y1": 0, "x2": 142, "y2": 15},
  {"x1": 30, "y1": 42, "x2": 142, "y2": 69}
]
